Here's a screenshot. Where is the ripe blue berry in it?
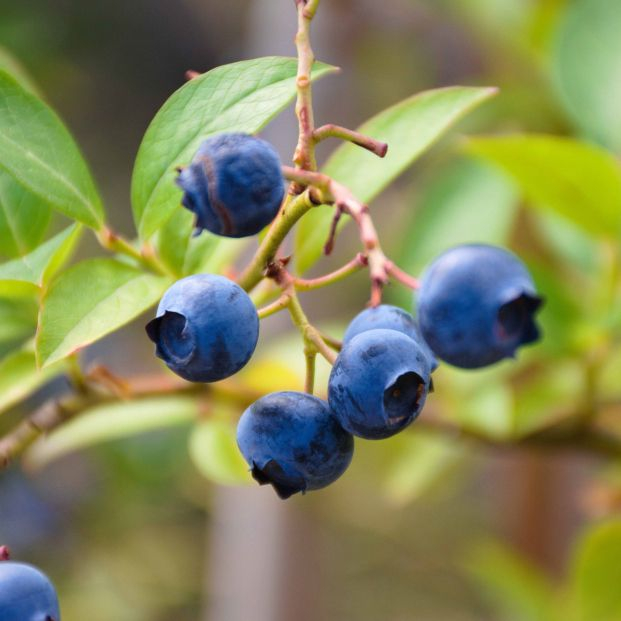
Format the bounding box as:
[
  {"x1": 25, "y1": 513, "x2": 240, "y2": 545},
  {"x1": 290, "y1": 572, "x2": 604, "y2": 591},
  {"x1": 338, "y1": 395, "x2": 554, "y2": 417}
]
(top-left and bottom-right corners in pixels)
[
  {"x1": 0, "y1": 555, "x2": 61, "y2": 621},
  {"x1": 328, "y1": 329, "x2": 432, "y2": 440},
  {"x1": 146, "y1": 274, "x2": 259, "y2": 382},
  {"x1": 343, "y1": 304, "x2": 438, "y2": 371},
  {"x1": 415, "y1": 244, "x2": 542, "y2": 369},
  {"x1": 176, "y1": 133, "x2": 285, "y2": 238},
  {"x1": 237, "y1": 391, "x2": 354, "y2": 499}
]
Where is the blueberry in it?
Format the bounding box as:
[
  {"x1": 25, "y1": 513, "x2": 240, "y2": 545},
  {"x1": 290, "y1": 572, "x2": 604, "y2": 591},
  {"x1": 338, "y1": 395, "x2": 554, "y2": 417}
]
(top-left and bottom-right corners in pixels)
[
  {"x1": 328, "y1": 329, "x2": 432, "y2": 440},
  {"x1": 0, "y1": 554, "x2": 60, "y2": 621},
  {"x1": 343, "y1": 304, "x2": 438, "y2": 371},
  {"x1": 146, "y1": 274, "x2": 259, "y2": 382},
  {"x1": 415, "y1": 244, "x2": 543, "y2": 369},
  {"x1": 176, "y1": 133, "x2": 285, "y2": 238},
  {"x1": 236, "y1": 391, "x2": 354, "y2": 499}
]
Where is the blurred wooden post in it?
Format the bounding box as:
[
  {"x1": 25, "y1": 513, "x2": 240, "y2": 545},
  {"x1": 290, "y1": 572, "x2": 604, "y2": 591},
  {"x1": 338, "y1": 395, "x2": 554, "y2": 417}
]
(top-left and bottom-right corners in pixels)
[
  {"x1": 201, "y1": 2, "x2": 352, "y2": 618},
  {"x1": 203, "y1": 487, "x2": 286, "y2": 621}
]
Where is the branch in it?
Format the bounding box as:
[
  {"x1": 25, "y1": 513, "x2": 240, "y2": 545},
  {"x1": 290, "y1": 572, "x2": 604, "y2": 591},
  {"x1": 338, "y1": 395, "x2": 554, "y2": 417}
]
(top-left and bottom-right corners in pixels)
[
  {"x1": 291, "y1": 0, "x2": 319, "y2": 182},
  {"x1": 385, "y1": 261, "x2": 420, "y2": 290},
  {"x1": 236, "y1": 190, "x2": 315, "y2": 292},
  {"x1": 416, "y1": 416, "x2": 621, "y2": 461},
  {"x1": 257, "y1": 293, "x2": 291, "y2": 319},
  {"x1": 293, "y1": 253, "x2": 367, "y2": 291},
  {"x1": 97, "y1": 227, "x2": 172, "y2": 276},
  {"x1": 304, "y1": 349, "x2": 316, "y2": 394},
  {"x1": 313, "y1": 124, "x2": 388, "y2": 158},
  {"x1": 281, "y1": 167, "x2": 392, "y2": 305},
  {"x1": 0, "y1": 373, "x2": 258, "y2": 469}
]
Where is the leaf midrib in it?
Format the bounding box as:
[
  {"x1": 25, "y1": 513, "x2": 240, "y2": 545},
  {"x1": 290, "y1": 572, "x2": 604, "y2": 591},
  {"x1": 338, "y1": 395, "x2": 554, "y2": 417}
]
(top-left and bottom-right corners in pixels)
[{"x1": 0, "y1": 131, "x2": 99, "y2": 224}]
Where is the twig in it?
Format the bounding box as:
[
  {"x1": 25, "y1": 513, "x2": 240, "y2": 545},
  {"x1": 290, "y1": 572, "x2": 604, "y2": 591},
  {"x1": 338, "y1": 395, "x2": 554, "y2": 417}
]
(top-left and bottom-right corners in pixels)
[
  {"x1": 416, "y1": 416, "x2": 621, "y2": 461},
  {"x1": 97, "y1": 226, "x2": 171, "y2": 276},
  {"x1": 281, "y1": 166, "x2": 391, "y2": 306},
  {"x1": 0, "y1": 374, "x2": 258, "y2": 469},
  {"x1": 291, "y1": 0, "x2": 319, "y2": 184},
  {"x1": 293, "y1": 253, "x2": 367, "y2": 291},
  {"x1": 257, "y1": 293, "x2": 292, "y2": 319},
  {"x1": 313, "y1": 124, "x2": 388, "y2": 158},
  {"x1": 324, "y1": 205, "x2": 343, "y2": 255},
  {"x1": 304, "y1": 349, "x2": 316, "y2": 394},
  {"x1": 236, "y1": 190, "x2": 315, "y2": 291},
  {"x1": 316, "y1": 329, "x2": 342, "y2": 352},
  {"x1": 385, "y1": 261, "x2": 420, "y2": 290},
  {"x1": 288, "y1": 292, "x2": 337, "y2": 364}
]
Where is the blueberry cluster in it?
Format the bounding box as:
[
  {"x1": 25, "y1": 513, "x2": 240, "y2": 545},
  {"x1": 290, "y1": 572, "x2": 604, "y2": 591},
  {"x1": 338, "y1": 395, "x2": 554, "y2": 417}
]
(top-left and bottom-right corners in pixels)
[
  {"x1": 0, "y1": 548, "x2": 61, "y2": 621},
  {"x1": 147, "y1": 133, "x2": 543, "y2": 500}
]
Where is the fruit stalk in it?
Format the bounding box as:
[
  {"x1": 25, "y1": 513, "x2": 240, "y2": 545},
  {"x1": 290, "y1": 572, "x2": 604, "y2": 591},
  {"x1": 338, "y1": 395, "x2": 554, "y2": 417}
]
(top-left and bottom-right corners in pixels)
[
  {"x1": 304, "y1": 348, "x2": 317, "y2": 394},
  {"x1": 236, "y1": 190, "x2": 315, "y2": 291},
  {"x1": 293, "y1": 253, "x2": 368, "y2": 291},
  {"x1": 281, "y1": 166, "x2": 398, "y2": 305}
]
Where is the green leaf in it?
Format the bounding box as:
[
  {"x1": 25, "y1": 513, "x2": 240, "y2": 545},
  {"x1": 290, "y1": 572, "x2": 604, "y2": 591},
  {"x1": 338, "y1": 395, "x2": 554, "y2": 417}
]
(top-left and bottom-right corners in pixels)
[
  {"x1": 0, "y1": 224, "x2": 81, "y2": 287},
  {"x1": 533, "y1": 211, "x2": 600, "y2": 275},
  {"x1": 527, "y1": 258, "x2": 586, "y2": 357},
  {"x1": 184, "y1": 235, "x2": 248, "y2": 276},
  {"x1": 512, "y1": 361, "x2": 584, "y2": 436},
  {"x1": 466, "y1": 541, "x2": 559, "y2": 621},
  {"x1": 552, "y1": 0, "x2": 621, "y2": 153},
  {"x1": 154, "y1": 206, "x2": 248, "y2": 277},
  {"x1": 154, "y1": 207, "x2": 194, "y2": 275},
  {"x1": 131, "y1": 56, "x2": 337, "y2": 239},
  {"x1": 381, "y1": 431, "x2": 463, "y2": 505},
  {"x1": 0, "y1": 46, "x2": 39, "y2": 94},
  {"x1": 0, "y1": 297, "x2": 38, "y2": 350},
  {"x1": 189, "y1": 418, "x2": 252, "y2": 486},
  {"x1": 0, "y1": 171, "x2": 51, "y2": 259},
  {"x1": 24, "y1": 396, "x2": 198, "y2": 469},
  {"x1": 448, "y1": 370, "x2": 515, "y2": 440},
  {"x1": 37, "y1": 258, "x2": 171, "y2": 367},
  {"x1": 396, "y1": 157, "x2": 518, "y2": 283},
  {"x1": 294, "y1": 86, "x2": 498, "y2": 273},
  {"x1": 570, "y1": 520, "x2": 621, "y2": 621},
  {"x1": 0, "y1": 345, "x2": 66, "y2": 415},
  {"x1": 466, "y1": 135, "x2": 621, "y2": 238},
  {"x1": 0, "y1": 71, "x2": 104, "y2": 228}
]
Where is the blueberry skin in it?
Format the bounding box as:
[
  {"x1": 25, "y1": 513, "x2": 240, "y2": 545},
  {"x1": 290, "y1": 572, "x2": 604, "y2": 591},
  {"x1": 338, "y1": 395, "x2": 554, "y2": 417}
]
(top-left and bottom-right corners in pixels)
[
  {"x1": 343, "y1": 304, "x2": 438, "y2": 371},
  {"x1": 176, "y1": 133, "x2": 285, "y2": 238},
  {"x1": 237, "y1": 391, "x2": 354, "y2": 499},
  {"x1": 415, "y1": 244, "x2": 542, "y2": 369},
  {"x1": 146, "y1": 274, "x2": 259, "y2": 382},
  {"x1": 0, "y1": 561, "x2": 61, "y2": 621},
  {"x1": 328, "y1": 329, "x2": 432, "y2": 440}
]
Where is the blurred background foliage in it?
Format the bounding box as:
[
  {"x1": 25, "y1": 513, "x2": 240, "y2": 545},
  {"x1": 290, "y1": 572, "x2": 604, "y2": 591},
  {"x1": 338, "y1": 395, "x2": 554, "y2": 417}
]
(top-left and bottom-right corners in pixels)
[{"x1": 2, "y1": 0, "x2": 621, "y2": 619}]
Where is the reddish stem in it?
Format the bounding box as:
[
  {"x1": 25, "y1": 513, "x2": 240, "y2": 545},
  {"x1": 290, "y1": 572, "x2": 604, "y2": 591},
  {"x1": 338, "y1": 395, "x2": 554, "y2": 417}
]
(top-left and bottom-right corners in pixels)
[
  {"x1": 385, "y1": 261, "x2": 420, "y2": 290},
  {"x1": 294, "y1": 253, "x2": 368, "y2": 291},
  {"x1": 0, "y1": 545, "x2": 10, "y2": 561},
  {"x1": 313, "y1": 124, "x2": 388, "y2": 158}
]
